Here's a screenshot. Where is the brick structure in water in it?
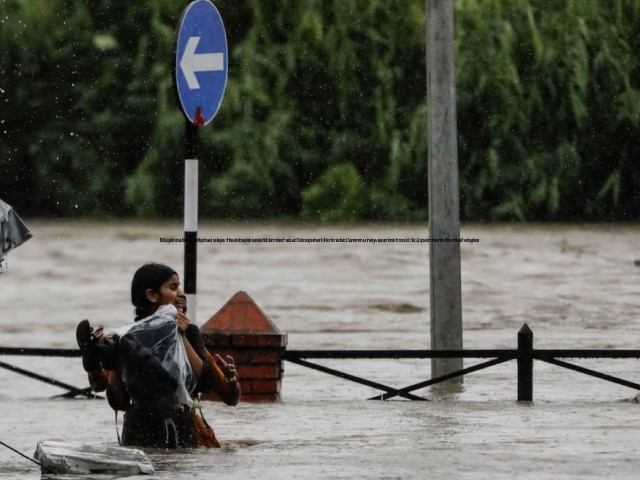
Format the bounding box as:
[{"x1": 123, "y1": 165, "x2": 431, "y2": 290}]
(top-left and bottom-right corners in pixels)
[{"x1": 200, "y1": 291, "x2": 287, "y2": 402}]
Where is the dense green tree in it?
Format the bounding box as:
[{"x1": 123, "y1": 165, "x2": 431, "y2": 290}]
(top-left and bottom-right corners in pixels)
[
  {"x1": 456, "y1": 0, "x2": 640, "y2": 220},
  {"x1": 1, "y1": 0, "x2": 639, "y2": 221}
]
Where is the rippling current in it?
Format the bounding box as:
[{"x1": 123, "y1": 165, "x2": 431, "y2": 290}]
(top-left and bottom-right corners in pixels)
[{"x1": 1, "y1": 221, "x2": 639, "y2": 479}]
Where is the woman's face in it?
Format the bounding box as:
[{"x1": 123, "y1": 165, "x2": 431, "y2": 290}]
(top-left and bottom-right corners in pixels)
[{"x1": 150, "y1": 274, "x2": 184, "y2": 308}]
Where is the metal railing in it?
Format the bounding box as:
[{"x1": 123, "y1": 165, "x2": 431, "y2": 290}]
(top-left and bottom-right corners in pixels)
[
  {"x1": 2, "y1": 324, "x2": 640, "y2": 401},
  {"x1": 284, "y1": 324, "x2": 640, "y2": 401},
  {"x1": 284, "y1": 349, "x2": 515, "y2": 401},
  {"x1": 0, "y1": 347, "x2": 97, "y2": 398}
]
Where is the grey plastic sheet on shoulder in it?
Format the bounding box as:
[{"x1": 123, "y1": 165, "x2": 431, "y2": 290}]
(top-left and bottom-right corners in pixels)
[
  {"x1": 0, "y1": 198, "x2": 32, "y2": 263},
  {"x1": 111, "y1": 304, "x2": 197, "y2": 412}
]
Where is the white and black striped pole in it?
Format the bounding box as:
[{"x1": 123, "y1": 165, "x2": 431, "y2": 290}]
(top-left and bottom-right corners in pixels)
[
  {"x1": 175, "y1": 0, "x2": 229, "y2": 325},
  {"x1": 184, "y1": 123, "x2": 199, "y2": 323}
]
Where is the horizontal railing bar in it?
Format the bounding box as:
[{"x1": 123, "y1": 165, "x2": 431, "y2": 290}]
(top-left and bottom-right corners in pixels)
[
  {"x1": 0, "y1": 347, "x2": 81, "y2": 357},
  {"x1": 535, "y1": 350, "x2": 640, "y2": 359},
  {"x1": 285, "y1": 349, "x2": 515, "y2": 359},
  {"x1": 5, "y1": 347, "x2": 640, "y2": 360},
  {"x1": 287, "y1": 350, "x2": 640, "y2": 360}
]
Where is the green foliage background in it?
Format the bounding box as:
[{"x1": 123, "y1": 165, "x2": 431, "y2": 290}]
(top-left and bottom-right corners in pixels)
[{"x1": 1, "y1": 0, "x2": 639, "y2": 221}]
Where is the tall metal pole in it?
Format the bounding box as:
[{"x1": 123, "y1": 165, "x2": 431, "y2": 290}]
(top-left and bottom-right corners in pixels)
[
  {"x1": 184, "y1": 120, "x2": 199, "y2": 324},
  {"x1": 427, "y1": 0, "x2": 463, "y2": 382}
]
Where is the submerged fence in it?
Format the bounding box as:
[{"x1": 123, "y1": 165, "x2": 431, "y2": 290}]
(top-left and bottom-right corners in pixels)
[
  {"x1": 0, "y1": 347, "x2": 97, "y2": 398},
  {"x1": 284, "y1": 324, "x2": 640, "y2": 401},
  {"x1": 1, "y1": 324, "x2": 640, "y2": 401}
]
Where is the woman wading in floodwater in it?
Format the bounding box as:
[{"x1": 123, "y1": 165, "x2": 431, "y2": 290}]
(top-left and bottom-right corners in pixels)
[{"x1": 77, "y1": 263, "x2": 240, "y2": 449}]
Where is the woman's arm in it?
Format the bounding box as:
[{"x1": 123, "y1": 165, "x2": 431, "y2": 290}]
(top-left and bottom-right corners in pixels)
[
  {"x1": 182, "y1": 324, "x2": 241, "y2": 406},
  {"x1": 209, "y1": 353, "x2": 241, "y2": 406},
  {"x1": 105, "y1": 370, "x2": 131, "y2": 411},
  {"x1": 176, "y1": 311, "x2": 204, "y2": 378},
  {"x1": 93, "y1": 325, "x2": 130, "y2": 410},
  {"x1": 182, "y1": 335, "x2": 204, "y2": 379}
]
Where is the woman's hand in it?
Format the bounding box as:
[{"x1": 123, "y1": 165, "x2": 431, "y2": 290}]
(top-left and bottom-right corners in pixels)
[
  {"x1": 214, "y1": 354, "x2": 238, "y2": 383},
  {"x1": 176, "y1": 310, "x2": 190, "y2": 336},
  {"x1": 93, "y1": 325, "x2": 106, "y2": 341}
]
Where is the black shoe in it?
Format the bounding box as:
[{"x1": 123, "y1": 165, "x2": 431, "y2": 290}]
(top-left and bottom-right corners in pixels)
[{"x1": 76, "y1": 319, "x2": 100, "y2": 372}]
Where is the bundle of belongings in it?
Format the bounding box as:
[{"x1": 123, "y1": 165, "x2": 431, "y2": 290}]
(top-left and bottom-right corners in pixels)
[{"x1": 111, "y1": 305, "x2": 197, "y2": 417}]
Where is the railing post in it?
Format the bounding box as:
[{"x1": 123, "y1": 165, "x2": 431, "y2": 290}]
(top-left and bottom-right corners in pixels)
[{"x1": 518, "y1": 324, "x2": 533, "y2": 401}]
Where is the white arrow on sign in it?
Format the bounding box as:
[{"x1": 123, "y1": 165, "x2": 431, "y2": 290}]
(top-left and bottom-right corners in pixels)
[{"x1": 180, "y1": 36, "x2": 224, "y2": 90}]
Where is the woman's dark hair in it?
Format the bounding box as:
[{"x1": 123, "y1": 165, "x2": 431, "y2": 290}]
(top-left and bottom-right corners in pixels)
[{"x1": 131, "y1": 263, "x2": 177, "y2": 320}]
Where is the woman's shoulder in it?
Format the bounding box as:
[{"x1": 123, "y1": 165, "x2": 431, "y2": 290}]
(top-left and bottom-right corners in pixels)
[
  {"x1": 185, "y1": 323, "x2": 204, "y2": 343},
  {"x1": 185, "y1": 323, "x2": 201, "y2": 335},
  {"x1": 184, "y1": 323, "x2": 210, "y2": 364}
]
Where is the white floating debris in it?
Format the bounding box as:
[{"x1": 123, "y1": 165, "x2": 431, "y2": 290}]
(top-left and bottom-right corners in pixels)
[{"x1": 34, "y1": 440, "x2": 154, "y2": 476}]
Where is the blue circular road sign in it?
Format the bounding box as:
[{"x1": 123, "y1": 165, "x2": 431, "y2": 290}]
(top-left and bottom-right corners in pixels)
[{"x1": 175, "y1": 0, "x2": 227, "y2": 126}]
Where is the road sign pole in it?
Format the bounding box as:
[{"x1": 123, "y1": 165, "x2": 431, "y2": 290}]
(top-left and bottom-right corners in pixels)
[
  {"x1": 175, "y1": 0, "x2": 228, "y2": 324},
  {"x1": 184, "y1": 121, "x2": 199, "y2": 323}
]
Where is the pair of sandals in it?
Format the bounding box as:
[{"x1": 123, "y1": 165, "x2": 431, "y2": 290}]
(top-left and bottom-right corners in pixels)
[{"x1": 76, "y1": 319, "x2": 118, "y2": 372}]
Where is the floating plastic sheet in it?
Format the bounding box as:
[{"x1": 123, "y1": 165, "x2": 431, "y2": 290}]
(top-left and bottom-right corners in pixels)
[{"x1": 34, "y1": 440, "x2": 155, "y2": 476}]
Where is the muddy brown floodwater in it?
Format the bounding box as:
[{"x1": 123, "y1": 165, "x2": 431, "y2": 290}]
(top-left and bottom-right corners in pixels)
[{"x1": 1, "y1": 221, "x2": 639, "y2": 479}]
